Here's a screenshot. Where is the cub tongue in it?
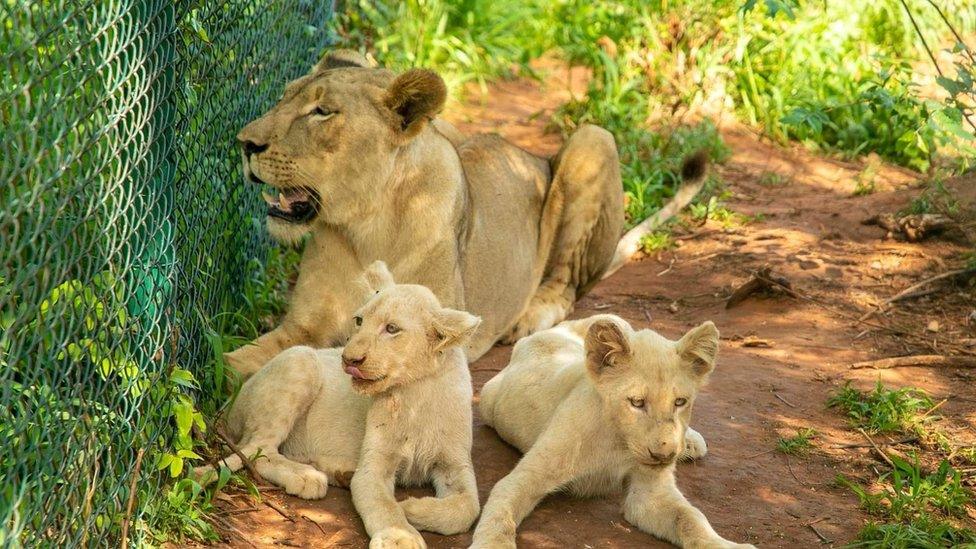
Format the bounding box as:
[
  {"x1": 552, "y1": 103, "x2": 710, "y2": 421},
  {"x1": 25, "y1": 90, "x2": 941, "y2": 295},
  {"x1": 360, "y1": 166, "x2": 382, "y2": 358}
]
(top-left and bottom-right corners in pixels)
[{"x1": 344, "y1": 365, "x2": 366, "y2": 380}]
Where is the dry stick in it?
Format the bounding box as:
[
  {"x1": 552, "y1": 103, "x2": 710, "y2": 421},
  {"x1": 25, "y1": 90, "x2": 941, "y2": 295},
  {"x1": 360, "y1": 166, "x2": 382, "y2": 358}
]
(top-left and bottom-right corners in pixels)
[
  {"x1": 265, "y1": 498, "x2": 296, "y2": 522},
  {"x1": 120, "y1": 448, "x2": 145, "y2": 549},
  {"x1": 921, "y1": 397, "x2": 949, "y2": 418},
  {"x1": 923, "y1": 0, "x2": 976, "y2": 65},
  {"x1": 303, "y1": 514, "x2": 328, "y2": 536},
  {"x1": 859, "y1": 428, "x2": 896, "y2": 469},
  {"x1": 786, "y1": 456, "x2": 802, "y2": 485},
  {"x1": 808, "y1": 523, "x2": 832, "y2": 544},
  {"x1": 832, "y1": 436, "x2": 918, "y2": 449},
  {"x1": 851, "y1": 355, "x2": 976, "y2": 370},
  {"x1": 214, "y1": 423, "x2": 265, "y2": 484},
  {"x1": 899, "y1": 0, "x2": 976, "y2": 132},
  {"x1": 884, "y1": 268, "x2": 975, "y2": 305},
  {"x1": 774, "y1": 393, "x2": 797, "y2": 408}
]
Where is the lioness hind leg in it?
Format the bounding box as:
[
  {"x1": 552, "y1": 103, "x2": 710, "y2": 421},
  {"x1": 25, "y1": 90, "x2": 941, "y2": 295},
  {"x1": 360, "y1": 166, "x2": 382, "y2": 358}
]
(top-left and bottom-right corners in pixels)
[{"x1": 502, "y1": 124, "x2": 624, "y2": 344}]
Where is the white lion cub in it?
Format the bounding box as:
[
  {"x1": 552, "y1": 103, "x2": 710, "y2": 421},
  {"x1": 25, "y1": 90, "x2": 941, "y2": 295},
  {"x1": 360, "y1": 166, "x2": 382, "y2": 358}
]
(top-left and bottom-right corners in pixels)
[
  {"x1": 472, "y1": 315, "x2": 755, "y2": 549},
  {"x1": 195, "y1": 261, "x2": 481, "y2": 548}
]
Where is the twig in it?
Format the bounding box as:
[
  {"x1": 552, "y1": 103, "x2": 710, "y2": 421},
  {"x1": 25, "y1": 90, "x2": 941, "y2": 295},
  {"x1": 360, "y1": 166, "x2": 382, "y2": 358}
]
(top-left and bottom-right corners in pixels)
[
  {"x1": 303, "y1": 514, "x2": 328, "y2": 535},
  {"x1": 808, "y1": 523, "x2": 832, "y2": 544},
  {"x1": 921, "y1": 397, "x2": 948, "y2": 418},
  {"x1": 674, "y1": 228, "x2": 721, "y2": 241},
  {"x1": 884, "y1": 268, "x2": 975, "y2": 305},
  {"x1": 218, "y1": 506, "x2": 262, "y2": 516},
  {"x1": 746, "y1": 448, "x2": 776, "y2": 459},
  {"x1": 774, "y1": 393, "x2": 797, "y2": 408},
  {"x1": 120, "y1": 447, "x2": 145, "y2": 549},
  {"x1": 851, "y1": 355, "x2": 976, "y2": 370},
  {"x1": 832, "y1": 436, "x2": 918, "y2": 449},
  {"x1": 859, "y1": 428, "x2": 896, "y2": 469},
  {"x1": 925, "y1": 0, "x2": 976, "y2": 65},
  {"x1": 657, "y1": 257, "x2": 676, "y2": 276},
  {"x1": 265, "y1": 498, "x2": 296, "y2": 522},
  {"x1": 214, "y1": 423, "x2": 265, "y2": 484},
  {"x1": 786, "y1": 456, "x2": 802, "y2": 484}
]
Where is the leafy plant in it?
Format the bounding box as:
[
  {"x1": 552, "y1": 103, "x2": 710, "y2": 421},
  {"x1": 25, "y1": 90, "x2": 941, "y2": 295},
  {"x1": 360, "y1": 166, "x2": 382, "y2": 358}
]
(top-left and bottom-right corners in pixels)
[
  {"x1": 827, "y1": 382, "x2": 934, "y2": 434},
  {"x1": 777, "y1": 428, "x2": 817, "y2": 456}
]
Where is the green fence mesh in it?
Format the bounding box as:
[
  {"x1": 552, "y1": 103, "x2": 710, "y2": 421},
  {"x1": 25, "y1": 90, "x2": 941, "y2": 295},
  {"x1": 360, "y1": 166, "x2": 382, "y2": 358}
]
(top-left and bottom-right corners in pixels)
[{"x1": 1, "y1": 1, "x2": 332, "y2": 545}]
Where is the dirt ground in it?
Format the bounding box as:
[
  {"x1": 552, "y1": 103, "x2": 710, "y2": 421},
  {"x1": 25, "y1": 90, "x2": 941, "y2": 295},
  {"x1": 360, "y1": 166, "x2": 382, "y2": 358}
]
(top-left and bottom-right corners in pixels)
[{"x1": 205, "y1": 66, "x2": 976, "y2": 548}]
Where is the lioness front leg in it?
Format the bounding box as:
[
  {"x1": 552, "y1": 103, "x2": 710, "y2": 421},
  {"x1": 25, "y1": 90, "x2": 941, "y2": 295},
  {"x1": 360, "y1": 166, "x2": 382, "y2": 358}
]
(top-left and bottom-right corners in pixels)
[
  {"x1": 623, "y1": 466, "x2": 756, "y2": 549},
  {"x1": 503, "y1": 125, "x2": 623, "y2": 344},
  {"x1": 398, "y1": 459, "x2": 479, "y2": 535},
  {"x1": 471, "y1": 430, "x2": 584, "y2": 548}
]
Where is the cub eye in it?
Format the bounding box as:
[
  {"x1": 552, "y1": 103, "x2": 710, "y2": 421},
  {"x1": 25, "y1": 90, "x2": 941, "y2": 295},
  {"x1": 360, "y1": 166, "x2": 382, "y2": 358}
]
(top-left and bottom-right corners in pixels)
[
  {"x1": 385, "y1": 323, "x2": 401, "y2": 335},
  {"x1": 674, "y1": 398, "x2": 687, "y2": 407},
  {"x1": 628, "y1": 397, "x2": 645, "y2": 409},
  {"x1": 313, "y1": 106, "x2": 335, "y2": 117},
  {"x1": 353, "y1": 316, "x2": 363, "y2": 327}
]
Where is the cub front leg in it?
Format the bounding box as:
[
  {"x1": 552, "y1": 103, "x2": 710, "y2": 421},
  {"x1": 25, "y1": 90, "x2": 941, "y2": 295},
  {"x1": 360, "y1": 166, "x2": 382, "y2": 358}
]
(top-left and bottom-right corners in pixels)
[
  {"x1": 399, "y1": 458, "x2": 479, "y2": 535},
  {"x1": 623, "y1": 466, "x2": 755, "y2": 549},
  {"x1": 471, "y1": 430, "x2": 584, "y2": 548}
]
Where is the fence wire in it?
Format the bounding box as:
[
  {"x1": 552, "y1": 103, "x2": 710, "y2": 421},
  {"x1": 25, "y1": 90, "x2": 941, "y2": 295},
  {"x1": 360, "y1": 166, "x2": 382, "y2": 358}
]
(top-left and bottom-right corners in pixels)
[{"x1": 0, "y1": 1, "x2": 332, "y2": 545}]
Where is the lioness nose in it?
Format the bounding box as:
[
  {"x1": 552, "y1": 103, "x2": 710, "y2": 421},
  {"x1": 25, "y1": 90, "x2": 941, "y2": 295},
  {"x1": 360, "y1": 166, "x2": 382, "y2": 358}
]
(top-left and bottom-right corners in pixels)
[
  {"x1": 342, "y1": 354, "x2": 366, "y2": 367},
  {"x1": 241, "y1": 140, "x2": 268, "y2": 156}
]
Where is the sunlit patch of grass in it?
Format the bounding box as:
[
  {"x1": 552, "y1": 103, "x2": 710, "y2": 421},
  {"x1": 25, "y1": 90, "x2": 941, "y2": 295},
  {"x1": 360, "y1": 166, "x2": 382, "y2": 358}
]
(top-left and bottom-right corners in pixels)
[
  {"x1": 827, "y1": 381, "x2": 934, "y2": 434},
  {"x1": 758, "y1": 171, "x2": 790, "y2": 187},
  {"x1": 838, "y1": 457, "x2": 976, "y2": 548},
  {"x1": 639, "y1": 231, "x2": 675, "y2": 254},
  {"x1": 777, "y1": 428, "x2": 817, "y2": 456}
]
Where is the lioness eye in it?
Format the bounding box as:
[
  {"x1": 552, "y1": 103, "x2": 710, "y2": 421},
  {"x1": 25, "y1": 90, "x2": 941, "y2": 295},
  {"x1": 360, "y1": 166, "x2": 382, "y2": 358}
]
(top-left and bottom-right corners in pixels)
[
  {"x1": 674, "y1": 398, "x2": 687, "y2": 407},
  {"x1": 313, "y1": 106, "x2": 335, "y2": 117},
  {"x1": 628, "y1": 397, "x2": 645, "y2": 409},
  {"x1": 353, "y1": 316, "x2": 362, "y2": 327},
  {"x1": 385, "y1": 323, "x2": 401, "y2": 335}
]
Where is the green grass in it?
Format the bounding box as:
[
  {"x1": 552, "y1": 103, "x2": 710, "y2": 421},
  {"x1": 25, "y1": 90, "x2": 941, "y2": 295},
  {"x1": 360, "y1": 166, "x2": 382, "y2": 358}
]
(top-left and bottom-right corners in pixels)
[
  {"x1": 839, "y1": 457, "x2": 976, "y2": 548},
  {"x1": 827, "y1": 381, "x2": 935, "y2": 434},
  {"x1": 758, "y1": 171, "x2": 790, "y2": 187},
  {"x1": 777, "y1": 428, "x2": 817, "y2": 456}
]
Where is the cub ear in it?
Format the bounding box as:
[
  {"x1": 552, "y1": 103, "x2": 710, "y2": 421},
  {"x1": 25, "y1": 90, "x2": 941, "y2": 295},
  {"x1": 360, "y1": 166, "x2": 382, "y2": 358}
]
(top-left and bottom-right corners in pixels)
[
  {"x1": 430, "y1": 308, "x2": 481, "y2": 352},
  {"x1": 585, "y1": 318, "x2": 632, "y2": 378},
  {"x1": 383, "y1": 69, "x2": 447, "y2": 140},
  {"x1": 361, "y1": 261, "x2": 396, "y2": 294},
  {"x1": 310, "y1": 49, "x2": 371, "y2": 74},
  {"x1": 677, "y1": 321, "x2": 720, "y2": 379}
]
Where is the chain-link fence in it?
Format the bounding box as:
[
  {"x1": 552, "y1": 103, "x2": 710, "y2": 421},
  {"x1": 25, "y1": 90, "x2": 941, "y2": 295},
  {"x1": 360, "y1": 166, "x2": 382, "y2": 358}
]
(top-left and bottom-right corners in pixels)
[{"x1": 1, "y1": 1, "x2": 332, "y2": 545}]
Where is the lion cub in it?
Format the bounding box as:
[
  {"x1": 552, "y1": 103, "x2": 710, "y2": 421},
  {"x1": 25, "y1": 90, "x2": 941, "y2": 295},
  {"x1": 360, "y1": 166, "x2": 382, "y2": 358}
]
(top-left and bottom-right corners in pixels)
[
  {"x1": 472, "y1": 315, "x2": 755, "y2": 549},
  {"x1": 196, "y1": 262, "x2": 481, "y2": 548}
]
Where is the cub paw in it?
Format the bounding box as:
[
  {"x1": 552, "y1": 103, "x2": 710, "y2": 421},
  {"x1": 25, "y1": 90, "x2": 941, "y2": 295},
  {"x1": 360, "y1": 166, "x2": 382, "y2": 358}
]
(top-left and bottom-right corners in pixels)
[
  {"x1": 283, "y1": 469, "x2": 329, "y2": 499},
  {"x1": 369, "y1": 527, "x2": 426, "y2": 549},
  {"x1": 680, "y1": 430, "x2": 708, "y2": 461}
]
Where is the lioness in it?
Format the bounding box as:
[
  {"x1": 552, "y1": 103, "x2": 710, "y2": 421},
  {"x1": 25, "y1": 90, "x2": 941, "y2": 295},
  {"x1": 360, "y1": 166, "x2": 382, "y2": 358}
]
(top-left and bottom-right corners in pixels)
[
  {"x1": 225, "y1": 49, "x2": 629, "y2": 377},
  {"x1": 472, "y1": 315, "x2": 755, "y2": 549},
  {"x1": 196, "y1": 262, "x2": 481, "y2": 547}
]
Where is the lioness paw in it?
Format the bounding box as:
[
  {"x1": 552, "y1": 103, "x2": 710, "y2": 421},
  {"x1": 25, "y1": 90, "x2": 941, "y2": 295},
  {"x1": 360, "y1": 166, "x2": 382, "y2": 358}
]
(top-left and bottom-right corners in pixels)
[
  {"x1": 501, "y1": 301, "x2": 567, "y2": 344},
  {"x1": 369, "y1": 527, "x2": 426, "y2": 549},
  {"x1": 283, "y1": 469, "x2": 329, "y2": 499}
]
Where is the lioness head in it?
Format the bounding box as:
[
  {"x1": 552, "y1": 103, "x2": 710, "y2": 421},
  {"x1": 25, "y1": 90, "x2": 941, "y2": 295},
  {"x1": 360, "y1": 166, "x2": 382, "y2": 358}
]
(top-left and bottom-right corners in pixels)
[
  {"x1": 340, "y1": 261, "x2": 480, "y2": 395},
  {"x1": 236, "y1": 50, "x2": 448, "y2": 243},
  {"x1": 585, "y1": 318, "x2": 719, "y2": 467}
]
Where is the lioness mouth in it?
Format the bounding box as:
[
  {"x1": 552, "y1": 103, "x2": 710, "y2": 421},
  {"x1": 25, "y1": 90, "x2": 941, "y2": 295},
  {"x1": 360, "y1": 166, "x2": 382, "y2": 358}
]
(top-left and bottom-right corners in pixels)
[{"x1": 259, "y1": 183, "x2": 320, "y2": 224}]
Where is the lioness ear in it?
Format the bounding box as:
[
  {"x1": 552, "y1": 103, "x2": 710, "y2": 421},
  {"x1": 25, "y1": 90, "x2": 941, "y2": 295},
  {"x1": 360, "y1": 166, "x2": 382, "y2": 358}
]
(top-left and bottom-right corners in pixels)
[
  {"x1": 384, "y1": 69, "x2": 447, "y2": 140},
  {"x1": 430, "y1": 308, "x2": 481, "y2": 352},
  {"x1": 677, "y1": 321, "x2": 720, "y2": 379},
  {"x1": 361, "y1": 261, "x2": 395, "y2": 294},
  {"x1": 310, "y1": 49, "x2": 371, "y2": 74},
  {"x1": 585, "y1": 318, "x2": 632, "y2": 378}
]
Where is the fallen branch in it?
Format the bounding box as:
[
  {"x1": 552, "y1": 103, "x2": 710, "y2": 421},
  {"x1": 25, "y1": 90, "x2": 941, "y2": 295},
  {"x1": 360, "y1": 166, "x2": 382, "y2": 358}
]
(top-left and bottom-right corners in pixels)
[
  {"x1": 774, "y1": 393, "x2": 797, "y2": 408},
  {"x1": 851, "y1": 355, "x2": 976, "y2": 370},
  {"x1": 265, "y1": 498, "x2": 295, "y2": 522},
  {"x1": 832, "y1": 436, "x2": 918, "y2": 449},
  {"x1": 808, "y1": 523, "x2": 832, "y2": 544},
  {"x1": 884, "y1": 268, "x2": 976, "y2": 305},
  {"x1": 726, "y1": 266, "x2": 798, "y2": 309},
  {"x1": 862, "y1": 212, "x2": 953, "y2": 242}
]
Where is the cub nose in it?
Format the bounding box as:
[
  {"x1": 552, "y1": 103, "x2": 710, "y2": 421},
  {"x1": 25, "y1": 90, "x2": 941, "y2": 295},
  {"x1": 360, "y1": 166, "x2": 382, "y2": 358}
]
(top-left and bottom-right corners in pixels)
[
  {"x1": 241, "y1": 140, "x2": 268, "y2": 156},
  {"x1": 342, "y1": 354, "x2": 366, "y2": 368},
  {"x1": 648, "y1": 449, "x2": 676, "y2": 463}
]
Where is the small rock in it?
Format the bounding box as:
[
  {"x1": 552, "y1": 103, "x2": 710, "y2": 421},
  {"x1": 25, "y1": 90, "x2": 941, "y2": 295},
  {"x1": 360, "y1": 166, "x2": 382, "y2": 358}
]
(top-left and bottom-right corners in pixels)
[
  {"x1": 870, "y1": 261, "x2": 883, "y2": 270},
  {"x1": 799, "y1": 260, "x2": 819, "y2": 270},
  {"x1": 669, "y1": 301, "x2": 679, "y2": 313},
  {"x1": 927, "y1": 320, "x2": 941, "y2": 333}
]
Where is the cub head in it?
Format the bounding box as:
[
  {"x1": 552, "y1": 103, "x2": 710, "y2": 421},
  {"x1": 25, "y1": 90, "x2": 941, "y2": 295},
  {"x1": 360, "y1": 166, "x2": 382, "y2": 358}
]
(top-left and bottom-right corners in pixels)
[
  {"x1": 340, "y1": 261, "x2": 480, "y2": 395},
  {"x1": 236, "y1": 50, "x2": 448, "y2": 243},
  {"x1": 584, "y1": 317, "x2": 719, "y2": 467}
]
